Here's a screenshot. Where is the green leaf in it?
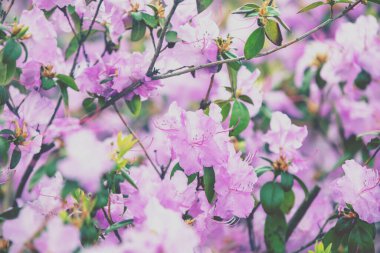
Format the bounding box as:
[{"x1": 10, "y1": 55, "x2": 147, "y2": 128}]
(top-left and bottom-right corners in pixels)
[
  {"x1": 367, "y1": 138, "x2": 380, "y2": 150},
  {"x1": 0, "y1": 137, "x2": 10, "y2": 165},
  {"x1": 266, "y1": 6, "x2": 280, "y2": 17},
  {"x1": 220, "y1": 102, "x2": 231, "y2": 122},
  {"x1": 131, "y1": 18, "x2": 146, "y2": 41},
  {"x1": 244, "y1": 27, "x2": 265, "y2": 60},
  {"x1": 233, "y1": 3, "x2": 260, "y2": 14},
  {"x1": 41, "y1": 76, "x2": 56, "y2": 90},
  {"x1": 58, "y1": 83, "x2": 69, "y2": 108},
  {"x1": 203, "y1": 167, "x2": 215, "y2": 204},
  {"x1": 126, "y1": 95, "x2": 142, "y2": 116},
  {"x1": 0, "y1": 86, "x2": 9, "y2": 105},
  {"x1": 142, "y1": 13, "x2": 158, "y2": 28},
  {"x1": 0, "y1": 129, "x2": 13, "y2": 135},
  {"x1": 264, "y1": 212, "x2": 287, "y2": 253},
  {"x1": 264, "y1": 20, "x2": 282, "y2": 46},
  {"x1": 0, "y1": 207, "x2": 21, "y2": 222},
  {"x1": 82, "y1": 98, "x2": 96, "y2": 113},
  {"x1": 239, "y1": 95, "x2": 254, "y2": 105},
  {"x1": 298, "y1": 2, "x2": 325, "y2": 13},
  {"x1": 170, "y1": 163, "x2": 184, "y2": 179},
  {"x1": 280, "y1": 172, "x2": 294, "y2": 192},
  {"x1": 121, "y1": 169, "x2": 139, "y2": 190},
  {"x1": 280, "y1": 190, "x2": 295, "y2": 214},
  {"x1": 273, "y1": 16, "x2": 291, "y2": 32},
  {"x1": 322, "y1": 228, "x2": 345, "y2": 251},
  {"x1": 354, "y1": 69, "x2": 371, "y2": 90},
  {"x1": 61, "y1": 180, "x2": 79, "y2": 198},
  {"x1": 368, "y1": 0, "x2": 380, "y2": 3},
  {"x1": 0, "y1": 54, "x2": 16, "y2": 86},
  {"x1": 227, "y1": 62, "x2": 239, "y2": 94},
  {"x1": 56, "y1": 74, "x2": 79, "y2": 91},
  {"x1": 293, "y1": 174, "x2": 309, "y2": 197},
  {"x1": 197, "y1": 0, "x2": 213, "y2": 13},
  {"x1": 260, "y1": 182, "x2": 285, "y2": 214},
  {"x1": 105, "y1": 219, "x2": 134, "y2": 234},
  {"x1": 334, "y1": 217, "x2": 356, "y2": 235},
  {"x1": 2, "y1": 39, "x2": 22, "y2": 63},
  {"x1": 229, "y1": 100, "x2": 250, "y2": 136},
  {"x1": 255, "y1": 166, "x2": 273, "y2": 177},
  {"x1": 10, "y1": 147, "x2": 21, "y2": 169},
  {"x1": 348, "y1": 220, "x2": 375, "y2": 253},
  {"x1": 222, "y1": 51, "x2": 242, "y2": 70},
  {"x1": 65, "y1": 36, "x2": 79, "y2": 60},
  {"x1": 165, "y1": 31, "x2": 178, "y2": 43}
]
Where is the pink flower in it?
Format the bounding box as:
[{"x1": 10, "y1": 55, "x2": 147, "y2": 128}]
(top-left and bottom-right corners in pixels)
[
  {"x1": 58, "y1": 129, "x2": 113, "y2": 192},
  {"x1": 155, "y1": 102, "x2": 230, "y2": 175},
  {"x1": 33, "y1": 0, "x2": 75, "y2": 10},
  {"x1": 213, "y1": 148, "x2": 258, "y2": 218},
  {"x1": 34, "y1": 217, "x2": 81, "y2": 253},
  {"x1": 3, "y1": 206, "x2": 45, "y2": 253},
  {"x1": 122, "y1": 198, "x2": 200, "y2": 253},
  {"x1": 334, "y1": 160, "x2": 380, "y2": 223},
  {"x1": 263, "y1": 111, "x2": 308, "y2": 154}
]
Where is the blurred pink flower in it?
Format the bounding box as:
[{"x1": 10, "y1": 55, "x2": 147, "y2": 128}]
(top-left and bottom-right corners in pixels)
[
  {"x1": 58, "y1": 129, "x2": 113, "y2": 192},
  {"x1": 334, "y1": 160, "x2": 380, "y2": 223}
]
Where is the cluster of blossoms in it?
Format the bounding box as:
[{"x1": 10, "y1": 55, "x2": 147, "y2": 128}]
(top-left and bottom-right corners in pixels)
[{"x1": 0, "y1": 0, "x2": 379, "y2": 253}]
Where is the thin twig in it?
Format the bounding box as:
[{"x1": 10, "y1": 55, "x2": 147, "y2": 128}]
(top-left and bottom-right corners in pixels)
[
  {"x1": 151, "y1": 0, "x2": 362, "y2": 80},
  {"x1": 101, "y1": 207, "x2": 122, "y2": 243},
  {"x1": 1, "y1": 0, "x2": 15, "y2": 23},
  {"x1": 112, "y1": 104, "x2": 161, "y2": 177},
  {"x1": 292, "y1": 215, "x2": 335, "y2": 253},
  {"x1": 146, "y1": 0, "x2": 183, "y2": 76}
]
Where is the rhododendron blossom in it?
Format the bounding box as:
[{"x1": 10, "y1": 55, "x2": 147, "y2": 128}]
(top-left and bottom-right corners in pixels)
[{"x1": 0, "y1": 0, "x2": 379, "y2": 252}]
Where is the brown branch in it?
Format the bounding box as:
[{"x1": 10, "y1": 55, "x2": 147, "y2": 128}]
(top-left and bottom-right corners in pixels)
[{"x1": 151, "y1": 0, "x2": 362, "y2": 80}]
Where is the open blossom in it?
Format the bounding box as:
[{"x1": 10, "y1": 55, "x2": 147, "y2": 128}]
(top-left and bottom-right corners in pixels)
[
  {"x1": 263, "y1": 111, "x2": 307, "y2": 154},
  {"x1": 214, "y1": 147, "x2": 258, "y2": 218},
  {"x1": 77, "y1": 52, "x2": 161, "y2": 99},
  {"x1": 122, "y1": 198, "x2": 200, "y2": 253},
  {"x1": 34, "y1": 217, "x2": 81, "y2": 253},
  {"x1": 321, "y1": 15, "x2": 380, "y2": 85},
  {"x1": 18, "y1": 7, "x2": 64, "y2": 89},
  {"x1": 172, "y1": 15, "x2": 219, "y2": 66},
  {"x1": 58, "y1": 129, "x2": 113, "y2": 192},
  {"x1": 333, "y1": 160, "x2": 380, "y2": 223},
  {"x1": 3, "y1": 206, "x2": 45, "y2": 253},
  {"x1": 263, "y1": 111, "x2": 308, "y2": 173},
  {"x1": 155, "y1": 102, "x2": 230, "y2": 175}
]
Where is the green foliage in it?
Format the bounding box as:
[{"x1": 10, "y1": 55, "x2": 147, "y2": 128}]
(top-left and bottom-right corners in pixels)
[
  {"x1": 280, "y1": 189, "x2": 295, "y2": 214},
  {"x1": 260, "y1": 182, "x2": 285, "y2": 214},
  {"x1": 323, "y1": 216, "x2": 375, "y2": 253},
  {"x1": 126, "y1": 95, "x2": 142, "y2": 116},
  {"x1": 203, "y1": 167, "x2": 215, "y2": 203},
  {"x1": 131, "y1": 13, "x2": 147, "y2": 41},
  {"x1": 105, "y1": 219, "x2": 134, "y2": 234},
  {"x1": 2, "y1": 39, "x2": 22, "y2": 64},
  {"x1": 264, "y1": 212, "x2": 287, "y2": 253},
  {"x1": 229, "y1": 100, "x2": 250, "y2": 136},
  {"x1": 308, "y1": 241, "x2": 332, "y2": 253},
  {"x1": 56, "y1": 74, "x2": 79, "y2": 91},
  {"x1": 354, "y1": 69, "x2": 372, "y2": 90},
  {"x1": 280, "y1": 172, "x2": 294, "y2": 192},
  {"x1": 196, "y1": 0, "x2": 213, "y2": 13},
  {"x1": 298, "y1": 2, "x2": 325, "y2": 13},
  {"x1": 244, "y1": 27, "x2": 265, "y2": 60},
  {"x1": 264, "y1": 20, "x2": 283, "y2": 46},
  {"x1": 10, "y1": 146, "x2": 21, "y2": 169}
]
